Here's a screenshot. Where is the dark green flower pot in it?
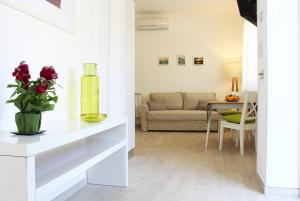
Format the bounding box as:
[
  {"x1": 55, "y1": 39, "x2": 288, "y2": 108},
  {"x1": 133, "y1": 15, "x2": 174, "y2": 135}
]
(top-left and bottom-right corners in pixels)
[{"x1": 15, "y1": 112, "x2": 41, "y2": 134}]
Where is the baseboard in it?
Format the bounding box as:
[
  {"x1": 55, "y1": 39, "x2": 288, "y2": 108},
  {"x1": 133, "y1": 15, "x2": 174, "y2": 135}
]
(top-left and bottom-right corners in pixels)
[
  {"x1": 128, "y1": 149, "x2": 134, "y2": 159},
  {"x1": 256, "y1": 173, "x2": 265, "y2": 194},
  {"x1": 256, "y1": 173, "x2": 300, "y2": 197},
  {"x1": 265, "y1": 187, "x2": 300, "y2": 197}
]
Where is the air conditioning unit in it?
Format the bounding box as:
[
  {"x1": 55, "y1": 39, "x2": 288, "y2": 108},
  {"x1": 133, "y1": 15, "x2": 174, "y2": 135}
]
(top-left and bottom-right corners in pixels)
[{"x1": 136, "y1": 18, "x2": 169, "y2": 30}]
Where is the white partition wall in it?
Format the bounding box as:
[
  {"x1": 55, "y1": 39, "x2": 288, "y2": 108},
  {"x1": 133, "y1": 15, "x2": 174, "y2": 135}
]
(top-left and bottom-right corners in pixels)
[
  {"x1": 97, "y1": 0, "x2": 111, "y2": 116},
  {"x1": 242, "y1": 20, "x2": 258, "y2": 91},
  {"x1": 128, "y1": 0, "x2": 136, "y2": 150},
  {"x1": 257, "y1": 0, "x2": 300, "y2": 194},
  {"x1": 257, "y1": 0, "x2": 268, "y2": 188},
  {"x1": 108, "y1": 0, "x2": 135, "y2": 151}
]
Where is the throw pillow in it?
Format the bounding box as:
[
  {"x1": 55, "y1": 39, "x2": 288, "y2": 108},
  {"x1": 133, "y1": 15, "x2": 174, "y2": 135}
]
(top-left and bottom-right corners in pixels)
[
  {"x1": 197, "y1": 100, "x2": 208, "y2": 110},
  {"x1": 148, "y1": 101, "x2": 167, "y2": 111}
]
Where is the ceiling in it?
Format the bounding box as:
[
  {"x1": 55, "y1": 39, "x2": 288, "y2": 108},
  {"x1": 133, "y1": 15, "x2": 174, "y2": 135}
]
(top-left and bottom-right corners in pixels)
[{"x1": 135, "y1": 0, "x2": 240, "y2": 15}]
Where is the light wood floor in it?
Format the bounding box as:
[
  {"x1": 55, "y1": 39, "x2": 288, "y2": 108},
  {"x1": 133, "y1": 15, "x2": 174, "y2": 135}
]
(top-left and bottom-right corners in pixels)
[{"x1": 66, "y1": 130, "x2": 300, "y2": 201}]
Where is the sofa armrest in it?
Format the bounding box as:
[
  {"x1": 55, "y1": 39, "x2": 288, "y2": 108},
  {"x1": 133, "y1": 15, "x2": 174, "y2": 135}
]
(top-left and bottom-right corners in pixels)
[{"x1": 139, "y1": 104, "x2": 149, "y2": 131}]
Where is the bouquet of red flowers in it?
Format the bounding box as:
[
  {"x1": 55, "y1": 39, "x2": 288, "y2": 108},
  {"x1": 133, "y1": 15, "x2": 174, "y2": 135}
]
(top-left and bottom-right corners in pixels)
[{"x1": 7, "y1": 61, "x2": 59, "y2": 134}]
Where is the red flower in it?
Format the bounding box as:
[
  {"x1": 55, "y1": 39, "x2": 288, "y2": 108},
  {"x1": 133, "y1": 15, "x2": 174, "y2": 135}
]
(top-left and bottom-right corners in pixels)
[
  {"x1": 40, "y1": 66, "x2": 58, "y2": 80},
  {"x1": 22, "y1": 74, "x2": 31, "y2": 83},
  {"x1": 16, "y1": 73, "x2": 23, "y2": 81},
  {"x1": 12, "y1": 69, "x2": 18, "y2": 76},
  {"x1": 36, "y1": 84, "x2": 48, "y2": 94},
  {"x1": 12, "y1": 62, "x2": 31, "y2": 84},
  {"x1": 19, "y1": 64, "x2": 29, "y2": 74}
]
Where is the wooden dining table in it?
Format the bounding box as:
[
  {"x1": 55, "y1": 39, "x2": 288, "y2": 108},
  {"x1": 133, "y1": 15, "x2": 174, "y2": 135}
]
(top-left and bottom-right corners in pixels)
[{"x1": 205, "y1": 101, "x2": 245, "y2": 148}]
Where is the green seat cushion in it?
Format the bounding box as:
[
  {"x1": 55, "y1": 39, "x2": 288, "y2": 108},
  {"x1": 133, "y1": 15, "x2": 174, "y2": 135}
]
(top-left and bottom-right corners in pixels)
[
  {"x1": 222, "y1": 114, "x2": 255, "y2": 124},
  {"x1": 219, "y1": 111, "x2": 241, "y2": 116}
]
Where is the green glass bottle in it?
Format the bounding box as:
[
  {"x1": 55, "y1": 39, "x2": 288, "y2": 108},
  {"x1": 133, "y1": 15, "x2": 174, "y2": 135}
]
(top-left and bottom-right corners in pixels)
[{"x1": 81, "y1": 63, "x2": 100, "y2": 123}]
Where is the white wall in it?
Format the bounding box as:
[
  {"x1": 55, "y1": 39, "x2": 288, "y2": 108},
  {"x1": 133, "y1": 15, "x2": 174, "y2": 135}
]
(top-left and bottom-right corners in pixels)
[
  {"x1": 257, "y1": 0, "x2": 300, "y2": 190},
  {"x1": 257, "y1": 0, "x2": 268, "y2": 186},
  {"x1": 266, "y1": 0, "x2": 300, "y2": 189},
  {"x1": 0, "y1": 0, "x2": 135, "y2": 150},
  {"x1": 0, "y1": 1, "x2": 98, "y2": 129},
  {"x1": 135, "y1": 11, "x2": 243, "y2": 100},
  {"x1": 109, "y1": 0, "x2": 135, "y2": 150},
  {"x1": 242, "y1": 20, "x2": 258, "y2": 91}
]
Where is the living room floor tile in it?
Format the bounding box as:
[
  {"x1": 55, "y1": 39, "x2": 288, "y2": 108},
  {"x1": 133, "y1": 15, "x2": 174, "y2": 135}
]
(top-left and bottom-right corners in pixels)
[{"x1": 65, "y1": 129, "x2": 299, "y2": 201}]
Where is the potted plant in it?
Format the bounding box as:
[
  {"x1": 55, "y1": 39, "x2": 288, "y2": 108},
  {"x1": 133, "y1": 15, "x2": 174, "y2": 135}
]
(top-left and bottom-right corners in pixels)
[{"x1": 7, "y1": 61, "x2": 58, "y2": 135}]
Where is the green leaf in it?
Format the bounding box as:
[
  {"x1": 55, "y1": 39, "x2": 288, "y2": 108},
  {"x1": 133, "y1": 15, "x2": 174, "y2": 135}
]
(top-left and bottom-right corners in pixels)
[
  {"x1": 10, "y1": 90, "x2": 17, "y2": 98},
  {"x1": 48, "y1": 91, "x2": 56, "y2": 95},
  {"x1": 26, "y1": 102, "x2": 54, "y2": 112},
  {"x1": 14, "y1": 94, "x2": 25, "y2": 111},
  {"x1": 7, "y1": 84, "x2": 18, "y2": 88},
  {"x1": 22, "y1": 94, "x2": 35, "y2": 112},
  {"x1": 17, "y1": 88, "x2": 28, "y2": 94},
  {"x1": 6, "y1": 79, "x2": 58, "y2": 113},
  {"x1": 48, "y1": 96, "x2": 58, "y2": 103},
  {"x1": 6, "y1": 100, "x2": 14, "y2": 104}
]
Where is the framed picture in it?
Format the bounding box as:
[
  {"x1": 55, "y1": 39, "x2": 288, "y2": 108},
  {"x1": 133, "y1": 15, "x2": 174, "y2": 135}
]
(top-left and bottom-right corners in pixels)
[
  {"x1": 158, "y1": 57, "x2": 169, "y2": 65},
  {"x1": 46, "y1": 0, "x2": 61, "y2": 8},
  {"x1": 194, "y1": 57, "x2": 204, "y2": 65},
  {"x1": 0, "y1": 0, "x2": 75, "y2": 33},
  {"x1": 177, "y1": 55, "x2": 186, "y2": 65}
]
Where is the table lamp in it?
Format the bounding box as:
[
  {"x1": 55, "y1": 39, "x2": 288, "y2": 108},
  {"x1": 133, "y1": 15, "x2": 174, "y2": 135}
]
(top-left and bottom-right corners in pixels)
[{"x1": 225, "y1": 62, "x2": 242, "y2": 92}]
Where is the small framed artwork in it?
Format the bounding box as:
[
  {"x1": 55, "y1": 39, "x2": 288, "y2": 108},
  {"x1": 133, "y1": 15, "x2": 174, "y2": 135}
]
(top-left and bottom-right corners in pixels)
[
  {"x1": 46, "y1": 0, "x2": 61, "y2": 8},
  {"x1": 177, "y1": 55, "x2": 186, "y2": 65},
  {"x1": 158, "y1": 57, "x2": 169, "y2": 65},
  {"x1": 194, "y1": 57, "x2": 204, "y2": 65},
  {"x1": 0, "y1": 0, "x2": 75, "y2": 34}
]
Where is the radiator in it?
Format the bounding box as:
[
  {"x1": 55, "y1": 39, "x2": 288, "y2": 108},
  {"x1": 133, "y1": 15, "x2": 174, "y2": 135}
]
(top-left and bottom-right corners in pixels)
[{"x1": 135, "y1": 92, "x2": 142, "y2": 118}]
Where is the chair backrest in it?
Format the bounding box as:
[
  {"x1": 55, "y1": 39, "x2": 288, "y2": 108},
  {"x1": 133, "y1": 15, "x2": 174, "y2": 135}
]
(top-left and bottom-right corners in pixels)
[{"x1": 240, "y1": 91, "x2": 258, "y2": 126}]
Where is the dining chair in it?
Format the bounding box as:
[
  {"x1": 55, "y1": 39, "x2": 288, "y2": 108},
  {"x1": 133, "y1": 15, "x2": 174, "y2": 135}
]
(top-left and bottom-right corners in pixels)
[{"x1": 218, "y1": 91, "x2": 257, "y2": 156}]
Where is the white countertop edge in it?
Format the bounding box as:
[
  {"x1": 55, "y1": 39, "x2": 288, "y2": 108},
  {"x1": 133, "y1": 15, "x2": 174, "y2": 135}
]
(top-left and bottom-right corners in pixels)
[{"x1": 0, "y1": 116, "x2": 128, "y2": 157}]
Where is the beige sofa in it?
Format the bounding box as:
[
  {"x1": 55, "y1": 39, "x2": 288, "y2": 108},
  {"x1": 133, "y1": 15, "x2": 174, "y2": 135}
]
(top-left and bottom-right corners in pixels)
[{"x1": 139, "y1": 92, "x2": 219, "y2": 132}]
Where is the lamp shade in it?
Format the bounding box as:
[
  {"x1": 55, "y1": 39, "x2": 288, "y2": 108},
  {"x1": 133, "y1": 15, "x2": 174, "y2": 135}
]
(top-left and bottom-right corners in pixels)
[{"x1": 225, "y1": 62, "x2": 242, "y2": 78}]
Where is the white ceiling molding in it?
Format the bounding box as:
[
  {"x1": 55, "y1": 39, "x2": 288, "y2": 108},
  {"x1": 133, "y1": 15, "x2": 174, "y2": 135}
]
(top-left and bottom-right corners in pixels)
[{"x1": 135, "y1": 0, "x2": 240, "y2": 15}]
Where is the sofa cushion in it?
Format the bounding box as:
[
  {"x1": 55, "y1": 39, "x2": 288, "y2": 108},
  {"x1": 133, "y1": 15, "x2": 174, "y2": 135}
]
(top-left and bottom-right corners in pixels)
[
  {"x1": 147, "y1": 101, "x2": 167, "y2": 111},
  {"x1": 150, "y1": 92, "x2": 183, "y2": 110},
  {"x1": 147, "y1": 110, "x2": 219, "y2": 121},
  {"x1": 183, "y1": 93, "x2": 216, "y2": 110},
  {"x1": 198, "y1": 100, "x2": 209, "y2": 110}
]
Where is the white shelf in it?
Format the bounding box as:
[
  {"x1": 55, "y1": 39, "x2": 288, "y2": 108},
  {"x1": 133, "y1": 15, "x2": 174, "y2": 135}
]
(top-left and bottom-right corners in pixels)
[
  {"x1": 0, "y1": 117, "x2": 127, "y2": 157},
  {"x1": 0, "y1": 116, "x2": 128, "y2": 201},
  {"x1": 36, "y1": 138, "x2": 126, "y2": 200}
]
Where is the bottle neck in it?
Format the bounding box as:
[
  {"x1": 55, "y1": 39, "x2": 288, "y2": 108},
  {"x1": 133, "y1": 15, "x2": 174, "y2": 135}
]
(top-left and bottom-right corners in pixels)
[{"x1": 83, "y1": 63, "x2": 97, "y2": 75}]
